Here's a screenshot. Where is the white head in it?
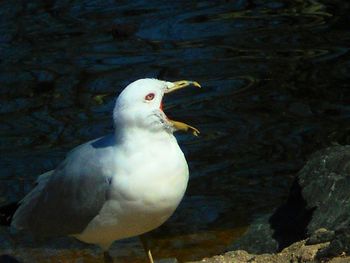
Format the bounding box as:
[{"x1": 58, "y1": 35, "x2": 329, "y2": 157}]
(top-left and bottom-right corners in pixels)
[{"x1": 113, "y1": 78, "x2": 200, "y2": 136}]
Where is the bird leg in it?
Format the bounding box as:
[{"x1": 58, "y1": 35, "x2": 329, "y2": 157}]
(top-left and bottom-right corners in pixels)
[
  {"x1": 139, "y1": 235, "x2": 154, "y2": 263},
  {"x1": 103, "y1": 251, "x2": 113, "y2": 263}
]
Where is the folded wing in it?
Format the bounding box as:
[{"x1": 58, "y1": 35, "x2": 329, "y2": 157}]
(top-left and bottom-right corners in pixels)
[{"x1": 12, "y1": 135, "x2": 115, "y2": 237}]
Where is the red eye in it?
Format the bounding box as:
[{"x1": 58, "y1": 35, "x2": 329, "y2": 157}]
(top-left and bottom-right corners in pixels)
[{"x1": 145, "y1": 93, "x2": 155, "y2": 101}]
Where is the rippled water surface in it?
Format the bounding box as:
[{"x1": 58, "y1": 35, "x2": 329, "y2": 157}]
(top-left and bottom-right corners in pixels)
[{"x1": 1, "y1": 0, "x2": 350, "y2": 262}]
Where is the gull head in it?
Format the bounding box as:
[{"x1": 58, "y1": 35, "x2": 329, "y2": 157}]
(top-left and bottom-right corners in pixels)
[{"x1": 113, "y1": 78, "x2": 200, "y2": 136}]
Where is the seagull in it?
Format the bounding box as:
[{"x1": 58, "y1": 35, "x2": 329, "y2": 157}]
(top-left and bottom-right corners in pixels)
[{"x1": 3, "y1": 79, "x2": 201, "y2": 263}]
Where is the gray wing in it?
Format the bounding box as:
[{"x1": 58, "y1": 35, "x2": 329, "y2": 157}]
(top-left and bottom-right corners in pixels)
[{"x1": 12, "y1": 134, "x2": 115, "y2": 237}]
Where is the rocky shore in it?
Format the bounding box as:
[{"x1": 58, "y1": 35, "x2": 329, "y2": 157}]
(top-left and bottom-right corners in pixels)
[
  {"x1": 190, "y1": 237, "x2": 350, "y2": 263},
  {"x1": 191, "y1": 145, "x2": 350, "y2": 262}
]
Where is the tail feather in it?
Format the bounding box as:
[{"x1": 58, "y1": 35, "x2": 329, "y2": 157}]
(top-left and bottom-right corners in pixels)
[{"x1": 0, "y1": 202, "x2": 19, "y2": 226}]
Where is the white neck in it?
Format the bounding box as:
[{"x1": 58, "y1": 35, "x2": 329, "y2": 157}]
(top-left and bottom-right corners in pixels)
[{"x1": 115, "y1": 125, "x2": 175, "y2": 145}]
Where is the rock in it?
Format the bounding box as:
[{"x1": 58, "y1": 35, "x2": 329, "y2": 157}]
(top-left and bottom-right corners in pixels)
[
  {"x1": 316, "y1": 228, "x2": 350, "y2": 260},
  {"x1": 298, "y1": 146, "x2": 350, "y2": 234},
  {"x1": 229, "y1": 145, "x2": 350, "y2": 255},
  {"x1": 229, "y1": 178, "x2": 313, "y2": 254},
  {"x1": 307, "y1": 228, "x2": 335, "y2": 245},
  {"x1": 228, "y1": 214, "x2": 279, "y2": 254},
  {"x1": 188, "y1": 239, "x2": 350, "y2": 263},
  {"x1": 192, "y1": 145, "x2": 350, "y2": 262}
]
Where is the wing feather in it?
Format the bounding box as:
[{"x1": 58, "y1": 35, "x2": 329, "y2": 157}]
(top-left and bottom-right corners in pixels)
[{"x1": 12, "y1": 135, "x2": 115, "y2": 237}]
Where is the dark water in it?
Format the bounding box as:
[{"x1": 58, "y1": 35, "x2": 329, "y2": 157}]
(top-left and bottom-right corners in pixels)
[{"x1": 1, "y1": 0, "x2": 350, "y2": 262}]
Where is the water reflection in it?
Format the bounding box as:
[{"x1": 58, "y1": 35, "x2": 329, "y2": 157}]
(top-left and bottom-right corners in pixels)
[{"x1": 1, "y1": 0, "x2": 350, "y2": 261}]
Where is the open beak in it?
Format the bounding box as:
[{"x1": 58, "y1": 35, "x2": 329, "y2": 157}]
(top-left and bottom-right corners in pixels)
[{"x1": 164, "y1": 80, "x2": 201, "y2": 137}]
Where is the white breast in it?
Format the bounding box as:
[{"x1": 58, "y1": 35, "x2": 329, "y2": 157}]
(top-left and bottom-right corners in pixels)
[{"x1": 74, "y1": 133, "x2": 189, "y2": 250}]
